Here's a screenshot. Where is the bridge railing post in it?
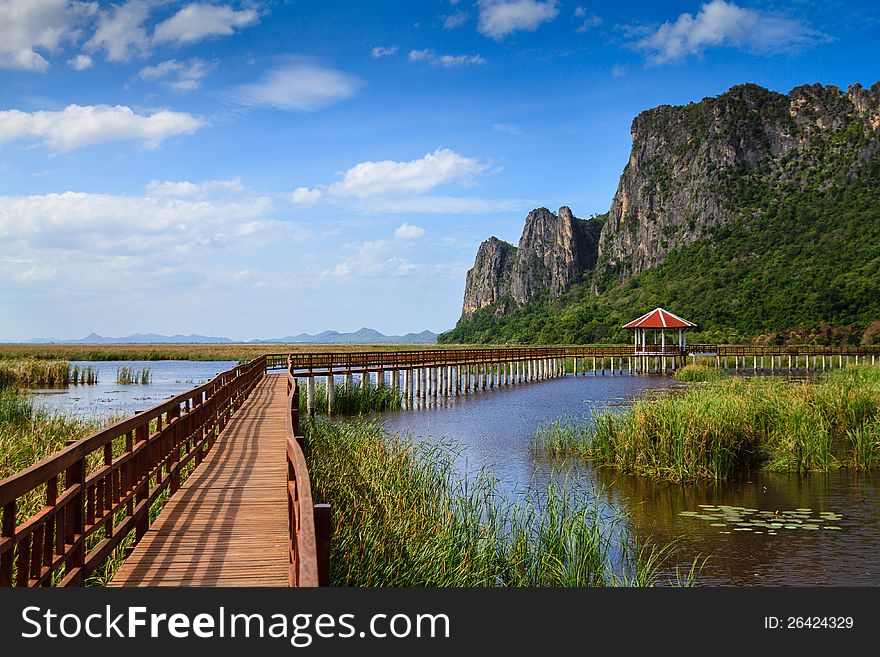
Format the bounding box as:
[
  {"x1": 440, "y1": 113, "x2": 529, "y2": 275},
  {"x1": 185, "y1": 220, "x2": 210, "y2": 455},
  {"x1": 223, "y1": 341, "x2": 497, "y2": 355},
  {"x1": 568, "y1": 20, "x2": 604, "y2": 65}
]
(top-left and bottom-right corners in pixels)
[{"x1": 314, "y1": 503, "x2": 331, "y2": 587}]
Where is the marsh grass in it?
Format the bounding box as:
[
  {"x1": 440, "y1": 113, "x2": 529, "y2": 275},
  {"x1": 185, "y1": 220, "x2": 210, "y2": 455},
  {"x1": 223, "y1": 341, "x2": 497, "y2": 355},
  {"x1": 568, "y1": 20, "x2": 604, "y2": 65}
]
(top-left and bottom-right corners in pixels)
[
  {"x1": 303, "y1": 417, "x2": 693, "y2": 587},
  {"x1": 0, "y1": 359, "x2": 69, "y2": 387},
  {"x1": 674, "y1": 363, "x2": 726, "y2": 382},
  {"x1": 300, "y1": 380, "x2": 402, "y2": 415},
  {"x1": 69, "y1": 364, "x2": 99, "y2": 385},
  {"x1": 535, "y1": 365, "x2": 880, "y2": 481},
  {"x1": 117, "y1": 366, "x2": 152, "y2": 384}
]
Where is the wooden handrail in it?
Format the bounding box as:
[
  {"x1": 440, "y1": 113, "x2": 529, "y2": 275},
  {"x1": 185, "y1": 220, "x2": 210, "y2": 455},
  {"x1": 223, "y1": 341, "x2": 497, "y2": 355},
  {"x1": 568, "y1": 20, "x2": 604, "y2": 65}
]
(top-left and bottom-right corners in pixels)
[
  {"x1": 285, "y1": 359, "x2": 328, "y2": 587},
  {"x1": 0, "y1": 356, "x2": 266, "y2": 587}
]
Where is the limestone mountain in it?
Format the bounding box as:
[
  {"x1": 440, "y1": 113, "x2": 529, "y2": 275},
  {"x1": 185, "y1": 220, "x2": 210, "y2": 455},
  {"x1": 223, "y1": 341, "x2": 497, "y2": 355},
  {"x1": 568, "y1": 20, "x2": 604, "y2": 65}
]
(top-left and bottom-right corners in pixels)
[
  {"x1": 462, "y1": 206, "x2": 603, "y2": 315},
  {"x1": 444, "y1": 81, "x2": 880, "y2": 345}
]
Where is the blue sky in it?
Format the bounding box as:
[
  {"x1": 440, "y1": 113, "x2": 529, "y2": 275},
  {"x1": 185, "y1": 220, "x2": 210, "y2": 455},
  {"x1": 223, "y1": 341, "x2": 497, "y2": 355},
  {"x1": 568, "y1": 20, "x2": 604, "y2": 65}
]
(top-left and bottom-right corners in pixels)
[{"x1": 1, "y1": 0, "x2": 878, "y2": 341}]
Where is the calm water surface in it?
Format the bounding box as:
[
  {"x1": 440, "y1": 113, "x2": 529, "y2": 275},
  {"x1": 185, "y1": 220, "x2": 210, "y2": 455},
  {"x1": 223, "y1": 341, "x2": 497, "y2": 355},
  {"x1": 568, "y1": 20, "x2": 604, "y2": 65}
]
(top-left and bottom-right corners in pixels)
[
  {"x1": 30, "y1": 364, "x2": 879, "y2": 585},
  {"x1": 378, "y1": 373, "x2": 880, "y2": 586},
  {"x1": 31, "y1": 360, "x2": 238, "y2": 419}
]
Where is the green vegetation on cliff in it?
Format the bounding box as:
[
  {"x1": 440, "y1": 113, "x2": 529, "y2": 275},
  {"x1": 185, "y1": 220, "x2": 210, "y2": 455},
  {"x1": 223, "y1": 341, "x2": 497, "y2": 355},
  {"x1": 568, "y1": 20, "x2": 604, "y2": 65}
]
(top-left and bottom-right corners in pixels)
[{"x1": 441, "y1": 155, "x2": 880, "y2": 345}]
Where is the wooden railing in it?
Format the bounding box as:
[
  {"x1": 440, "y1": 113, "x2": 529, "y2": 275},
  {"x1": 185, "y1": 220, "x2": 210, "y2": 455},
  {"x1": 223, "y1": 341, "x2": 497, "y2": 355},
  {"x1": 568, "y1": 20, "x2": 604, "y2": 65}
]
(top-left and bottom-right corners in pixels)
[
  {"x1": 285, "y1": 360, "x2": 330, "y2": 586},
  {"x1": 0, "y1": 357, "x2": 266, "y2": 587}
]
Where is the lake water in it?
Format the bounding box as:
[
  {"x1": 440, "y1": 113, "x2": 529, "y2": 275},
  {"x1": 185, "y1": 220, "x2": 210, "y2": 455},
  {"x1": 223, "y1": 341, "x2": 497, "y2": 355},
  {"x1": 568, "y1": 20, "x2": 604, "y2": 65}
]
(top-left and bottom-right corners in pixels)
[
  {"x1": 31, "y1": 360, "x2": 238, "y2": 420},
  {"x1": 377, "y1": 373, "x2": 880, "y2": 586},
  {"x1": 29, "y1": 362, "x2": 880, "y2": 586}
]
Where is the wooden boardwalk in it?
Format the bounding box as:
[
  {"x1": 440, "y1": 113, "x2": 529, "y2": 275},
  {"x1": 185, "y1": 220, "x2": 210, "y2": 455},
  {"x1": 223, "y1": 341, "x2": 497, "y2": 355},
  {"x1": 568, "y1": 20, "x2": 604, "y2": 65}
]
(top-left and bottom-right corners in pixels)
[{"x1": 110, "y1": 375, "x2": 290, "y2": 587}]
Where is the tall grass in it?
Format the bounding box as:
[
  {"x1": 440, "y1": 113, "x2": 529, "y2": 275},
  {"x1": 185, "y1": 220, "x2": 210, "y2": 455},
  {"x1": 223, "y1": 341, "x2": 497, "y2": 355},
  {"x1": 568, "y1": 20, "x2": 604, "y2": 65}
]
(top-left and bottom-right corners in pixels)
[
  {"x1": 300, "y1": 380, "x2": 402, "y2": 415},
  {"x1": 0, "y1": 359, "x2": 69, "y2": 387},
  {"x1": 673, "y1": 363, "x2": 726, "y2": 382},
  {"x1": 117, "y1": 366, "x2": 151, "y2": 384},
  {"x1": 69, "y1": 364, "x2": 99, "y2": 385},
  {"x1": 535, "y1": 365, "x2": 880, "y2": 481},
  {"x1": 303, "y1": 417, "x2": 693, "y2": 587}
]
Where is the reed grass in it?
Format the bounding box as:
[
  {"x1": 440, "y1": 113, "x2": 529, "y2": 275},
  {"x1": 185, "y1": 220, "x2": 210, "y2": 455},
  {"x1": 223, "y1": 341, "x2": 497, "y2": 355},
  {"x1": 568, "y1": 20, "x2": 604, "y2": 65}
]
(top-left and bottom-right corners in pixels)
[
  {"x1": 673, "y1": 363, "x2": 726, "y2": 382},
  {"x1": 117, "y1": 366, "x2": 152, "y2": 384},
  {"x1": 300, "y1": 380, "x2": 402, "y2": 415},
  {"x1": 303, "y1": 417, "x2": 694, "y2": 587},
  {"x1": 69, "y1": 364, "x2": 99, "y2": 385},
  {"x1": 535, "y1": 365, "x2": 880, "y2": 481},
  {"x1": 0, "y1": 359, "x2": 69, "y2": 387}
]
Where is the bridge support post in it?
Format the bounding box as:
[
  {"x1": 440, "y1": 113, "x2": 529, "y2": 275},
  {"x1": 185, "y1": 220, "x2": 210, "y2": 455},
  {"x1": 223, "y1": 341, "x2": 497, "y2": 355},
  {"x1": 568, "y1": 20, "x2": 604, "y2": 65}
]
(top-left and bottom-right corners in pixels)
[
  {"x1": 592, "y1": 357, "x2": 596, "y2": 375},
  {"x1": 345, "y1": 372, "x2": 353, "y2": 390},
  {"x1": 326, "y1": 374, "x2": 334, "y2": 415},
  {"x1": 361, "y1": 371, "x2": 369, "y2": 393},
  {"x1": 307, "y1": 375, "x2": 315, "y2": 417}
]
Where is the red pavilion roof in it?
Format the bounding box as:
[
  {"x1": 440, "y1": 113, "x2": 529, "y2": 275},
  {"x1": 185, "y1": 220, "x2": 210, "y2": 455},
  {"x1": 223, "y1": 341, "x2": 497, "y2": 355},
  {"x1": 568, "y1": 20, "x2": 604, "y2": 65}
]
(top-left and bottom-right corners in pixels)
[{"x1": 622, "y1": 308, "x2": 697, "y2": 330}]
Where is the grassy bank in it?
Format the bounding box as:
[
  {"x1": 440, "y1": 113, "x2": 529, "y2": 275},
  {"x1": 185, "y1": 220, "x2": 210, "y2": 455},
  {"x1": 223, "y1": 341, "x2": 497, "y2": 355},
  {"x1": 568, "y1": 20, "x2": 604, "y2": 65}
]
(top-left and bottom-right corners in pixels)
[
  {"x1": 303, "y1": 417, "x2": 696, "y2": 586},
  {"x1": 0, "y1": 359, "x2": 70, "y2": 387},
  {"x1": 536, "y1": 366, "x2": 880, "y2": 481}
]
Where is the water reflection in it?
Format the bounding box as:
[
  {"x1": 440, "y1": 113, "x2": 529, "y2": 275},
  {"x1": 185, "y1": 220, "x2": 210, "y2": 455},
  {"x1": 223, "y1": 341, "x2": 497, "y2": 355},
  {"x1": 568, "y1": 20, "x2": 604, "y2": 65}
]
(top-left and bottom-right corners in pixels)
[{"x1": 379, "y1": 373, "x2": 880, "y2": 586}]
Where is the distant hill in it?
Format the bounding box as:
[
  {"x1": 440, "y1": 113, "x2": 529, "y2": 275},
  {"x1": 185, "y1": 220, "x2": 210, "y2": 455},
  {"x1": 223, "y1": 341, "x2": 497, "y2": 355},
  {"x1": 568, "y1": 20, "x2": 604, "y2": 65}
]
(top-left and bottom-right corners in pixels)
[
  {"x1": 255, "y1": 328, "x2": 439, "y2": 344},
  {"x1": 23, "y1": 328, "x2": 439, "y2": 345}
]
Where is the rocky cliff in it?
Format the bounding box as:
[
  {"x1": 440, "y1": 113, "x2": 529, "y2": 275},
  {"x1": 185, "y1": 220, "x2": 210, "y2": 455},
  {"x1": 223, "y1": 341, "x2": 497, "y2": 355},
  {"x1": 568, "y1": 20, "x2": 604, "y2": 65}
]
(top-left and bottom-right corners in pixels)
[
  {"x1": 460, "y1": 81, "x2": 879, "y2": 315},
  {"x1": 447, "y1": 80, "x2": 880, "y2": 344},
  {"x1": 462, "y1": 206, "x2": 602, "y2": 315},
  {"x1": 598, "y1": 82, "x2": 880, "y2": 280}
]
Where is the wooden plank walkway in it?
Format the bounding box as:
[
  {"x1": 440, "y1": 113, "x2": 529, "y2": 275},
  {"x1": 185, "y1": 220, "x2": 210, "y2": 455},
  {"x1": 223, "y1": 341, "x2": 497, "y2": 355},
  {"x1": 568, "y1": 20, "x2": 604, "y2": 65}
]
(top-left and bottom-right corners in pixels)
[{"x1": 110, "y1": 374, "x2": 290, "y2": 587}]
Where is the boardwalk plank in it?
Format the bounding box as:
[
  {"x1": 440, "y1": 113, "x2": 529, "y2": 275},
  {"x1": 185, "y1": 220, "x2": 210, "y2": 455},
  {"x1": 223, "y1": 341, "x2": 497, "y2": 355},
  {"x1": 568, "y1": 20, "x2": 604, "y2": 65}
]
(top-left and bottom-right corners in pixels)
[{"x1": 110, "y1": 375, "x2": 290, "y2": 587}]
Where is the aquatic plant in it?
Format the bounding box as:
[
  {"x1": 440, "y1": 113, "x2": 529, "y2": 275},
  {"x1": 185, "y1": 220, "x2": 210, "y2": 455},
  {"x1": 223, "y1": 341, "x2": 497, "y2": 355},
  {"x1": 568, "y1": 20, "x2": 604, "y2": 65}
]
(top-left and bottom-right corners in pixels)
[
  {"x1": 303, "y1": 417, "x2": 696, "y2": 587},
  {"x1": 299, "y1": 379, "x2": 403, "y2": 415},
  {"x1": 674, "y1": 363, "x2": 726, "y2": 382},
  {"x1": 69, "y1": 364, "x2": 99, "y2": 385},
  {"x1": 535, "y1": 365, "x2": 880, "y2": 481},
  {"x1": 117, "y1": 366, "x2": 152, "y2": 385},
  {"x1": 0, "y1": 359, "x2": 70, "y2": 388}
]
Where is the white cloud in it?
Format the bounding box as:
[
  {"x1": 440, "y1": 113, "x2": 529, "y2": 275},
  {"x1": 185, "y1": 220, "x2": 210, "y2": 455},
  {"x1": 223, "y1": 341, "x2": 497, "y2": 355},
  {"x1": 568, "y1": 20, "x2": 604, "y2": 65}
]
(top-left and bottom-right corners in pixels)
[
  {"x1": 0, "y1": 0, "x2": 96, "y2": 72},
  {"x1": 370, "y1": 46, "x2": 397, "y2": 58},
  {"x1": 611, "y1": 63, "x2": 628, "y2": 78},
  {"x1": 231, "y1": 62, "x2": 363, "y2": 111},
  {"x1": 394, "y1": 223, "x2": 425, "y2": 240},
  {"x1": 140, "y1": 58, "x2": 214, "y2": 90},
  {"x1": 575, "y1": 13, "x2": 602, "y2": 33},
  {"x1": 408, "y1": 49, "x2": 486, "y2": 67},
  {"x1": 443, "y1": 11, "x2": 468, "y2": 29},
  {"x1": 315, "y1": 148, "x2": 487, "y2": 200},
  {"x1": 152, "y1": 3, "x2": 259, "y2": 46},
  {"x1": 84, "y1": 0, "x2": 151, "y2": 62},
  {"x1": 0, "y1": 104, "x2": 204, "y2": 152},
  {"x1": 0, "y1": 190, "x2": 275, "y2": 250},
  {"x1": 477, "y1": 0, "x2": 559, "y2": 40},
  {"x1": 14, "y1": 264, "x2": 57, "y2": 283},
  {"x1": 290, "y1": 186, "x2": 323, "y2": 206},
  {"x1": 68, "y1": 53, "x2": 93, "y2": 70},
  {"x1": 636, "y1": 0, "x2": 827, "y2": 64},
  {"x1": 146, "y1": 177, "x2": 244, "y2": 197}
]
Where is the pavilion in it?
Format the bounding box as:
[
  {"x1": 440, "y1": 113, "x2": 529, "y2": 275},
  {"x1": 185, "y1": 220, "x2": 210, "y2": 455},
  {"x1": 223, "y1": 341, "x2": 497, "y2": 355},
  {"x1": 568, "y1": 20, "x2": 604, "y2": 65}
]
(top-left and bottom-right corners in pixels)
[{"x1": 622, "y1": 307, "x2": 697, "y2": 355}]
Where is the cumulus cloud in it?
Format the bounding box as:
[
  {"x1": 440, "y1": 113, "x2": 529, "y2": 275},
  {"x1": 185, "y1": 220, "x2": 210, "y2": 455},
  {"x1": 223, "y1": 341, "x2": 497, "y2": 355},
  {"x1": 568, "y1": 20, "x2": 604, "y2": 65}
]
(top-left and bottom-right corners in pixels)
[
  {"x1": 0, "y1": 104, "x2": 204, "y2": 152},
  {"x1": 635, "y1": 0, "x2": 828, "y2": 64},
  {"x1": 394, "y1": 223, "x2": 425, "y2": 240},
  {"x1": 139, "y1": 58, "x2": 214, "y2": 90},
  {"x1": 68, "y1": 53, "x2": 93, "y2": 70},
  {"x1": 152, "y1": 3, "x2": 259, "y2": 46},
  {"x1": 0, "y1": 0, "x2": 96, "y2": 72},
  {"x1": 289, "y1": 149, "x2": 522, "y2": 214},
  {"x1": 408, "y1": 49, "x2": 486, "y2": 67},
  {"x1": 145, "y1": 177, "x2": 244, "y2": 197},
  {"x1": 370, "y1": 46, "x2": 397, "y2": 58},
  {"x1": 231, "y1": 62, "x2": 364, "y2": 111},
  {"x1": 477, "y1": 0, "x2": 559, "y2": 40},
  {"x1": 306, "y1": 148, "x2": 487, "y2": 201}
]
